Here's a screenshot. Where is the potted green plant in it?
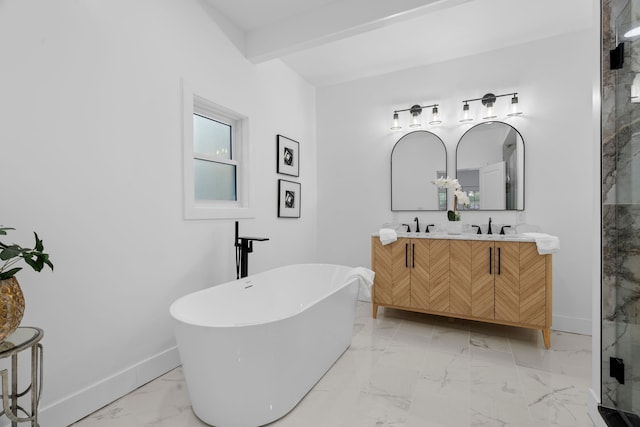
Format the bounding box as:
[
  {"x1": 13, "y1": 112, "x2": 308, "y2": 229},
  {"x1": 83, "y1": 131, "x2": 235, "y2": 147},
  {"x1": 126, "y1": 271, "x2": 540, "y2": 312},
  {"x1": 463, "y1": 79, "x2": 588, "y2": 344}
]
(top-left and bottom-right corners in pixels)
[{"x1": 0, "y1": 226, "x2": 53, "y2": 342}]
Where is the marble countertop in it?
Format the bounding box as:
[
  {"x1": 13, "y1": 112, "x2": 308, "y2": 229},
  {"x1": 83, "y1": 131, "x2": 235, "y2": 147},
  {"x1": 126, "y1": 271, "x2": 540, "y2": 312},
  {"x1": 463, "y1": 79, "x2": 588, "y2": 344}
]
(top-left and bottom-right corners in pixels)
[{"x1": 372, "y1": 232, "x2": 537, "y2": 242}]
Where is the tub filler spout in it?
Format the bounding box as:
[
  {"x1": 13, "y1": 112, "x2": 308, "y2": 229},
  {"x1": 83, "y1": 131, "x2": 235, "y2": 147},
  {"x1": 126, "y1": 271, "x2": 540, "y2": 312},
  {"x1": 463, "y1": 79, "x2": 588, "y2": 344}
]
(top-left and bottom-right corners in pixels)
[{"x1": 235, "y1": 221, "x2": 269, "y2": 279}]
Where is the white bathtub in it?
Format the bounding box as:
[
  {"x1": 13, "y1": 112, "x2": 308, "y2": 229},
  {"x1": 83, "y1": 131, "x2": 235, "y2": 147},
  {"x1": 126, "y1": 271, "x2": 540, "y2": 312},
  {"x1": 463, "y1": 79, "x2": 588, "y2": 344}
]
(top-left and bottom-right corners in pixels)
[{"x1": 169, "y1": 264, "x2": 366, "y2": 427}]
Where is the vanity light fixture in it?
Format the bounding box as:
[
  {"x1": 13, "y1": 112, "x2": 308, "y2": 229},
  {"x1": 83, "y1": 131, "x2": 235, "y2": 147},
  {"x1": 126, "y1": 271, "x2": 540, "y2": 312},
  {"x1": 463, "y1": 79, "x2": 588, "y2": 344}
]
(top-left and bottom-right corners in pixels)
[
  {"x1": 391, "y1": 112, "x2": 401, "y2": 130},
  {"x1": 459, "y1": 102, "x2": 473, "y2": 123},
  {"x1": 507, "y1": 94, "x2": 522, "y2": 116},
  {"x1": 410, "y1": 105, "x2": 422, "y2": 127},
  {"x1": 481, "y1": 93, "x2": 497, "y2": 119},
  {"x1": 429, "y1": 106, "x2": 442, "y2": 125},
  {"x1": 460, "y1": 92, "x2": 522, "y2": 121},
  {"x1": 390, "y1": 103, "x2": 441, "y2": 130}
]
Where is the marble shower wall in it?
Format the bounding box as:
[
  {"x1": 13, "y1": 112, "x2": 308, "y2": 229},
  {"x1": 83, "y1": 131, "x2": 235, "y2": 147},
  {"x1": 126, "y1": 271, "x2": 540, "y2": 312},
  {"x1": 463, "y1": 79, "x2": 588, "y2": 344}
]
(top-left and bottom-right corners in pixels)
[{"x1": 602, "y1": 0, "x2": 640, "y2": 414}]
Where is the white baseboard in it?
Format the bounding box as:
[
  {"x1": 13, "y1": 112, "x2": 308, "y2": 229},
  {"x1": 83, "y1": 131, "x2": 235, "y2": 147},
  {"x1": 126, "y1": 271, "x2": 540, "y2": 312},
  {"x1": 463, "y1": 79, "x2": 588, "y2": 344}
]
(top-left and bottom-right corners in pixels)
[
  {"x1": 552, "y1": 314, "x2": 592, "y2": 335},
  {"x1": 35, "y1": 346, "x2": 180, "y2": 427},
  {"x1": 588, "y1": 387, "x2": 607, "y2": 427}
]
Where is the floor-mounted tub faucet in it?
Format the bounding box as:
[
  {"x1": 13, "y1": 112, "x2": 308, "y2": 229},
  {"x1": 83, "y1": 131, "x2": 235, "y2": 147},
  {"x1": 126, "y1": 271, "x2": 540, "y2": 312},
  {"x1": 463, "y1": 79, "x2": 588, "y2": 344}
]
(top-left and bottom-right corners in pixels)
[
  {"x1": 414, "y1": 217, "x2": 420, "y2": 233},
  {"x1": 235, "y1": 221, "x2": 269, "y2": 279}
]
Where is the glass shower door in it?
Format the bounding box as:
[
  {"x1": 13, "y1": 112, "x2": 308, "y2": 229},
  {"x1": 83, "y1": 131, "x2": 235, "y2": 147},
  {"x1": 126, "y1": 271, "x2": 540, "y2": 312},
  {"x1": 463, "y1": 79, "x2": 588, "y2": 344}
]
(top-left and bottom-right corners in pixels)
[{"x1": 602, "y1": 0, "x2": 640, "y2": 424}]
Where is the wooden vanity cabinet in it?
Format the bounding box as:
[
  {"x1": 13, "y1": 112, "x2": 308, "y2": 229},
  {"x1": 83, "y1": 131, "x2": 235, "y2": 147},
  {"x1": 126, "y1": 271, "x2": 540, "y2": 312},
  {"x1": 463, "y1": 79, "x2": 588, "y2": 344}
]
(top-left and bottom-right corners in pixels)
[
  {"x1": 466, "y1": 240, "x2": 522, "y2": 322},
  {"x1": 372, "y1": 237, "x2": 552, "y2": 348},
  {"x1": 369, "y1": 237, "x2": 411, "y2": 307},
  {"x1": 370, "y1": 237, "x2": 449, "y2": 312}
]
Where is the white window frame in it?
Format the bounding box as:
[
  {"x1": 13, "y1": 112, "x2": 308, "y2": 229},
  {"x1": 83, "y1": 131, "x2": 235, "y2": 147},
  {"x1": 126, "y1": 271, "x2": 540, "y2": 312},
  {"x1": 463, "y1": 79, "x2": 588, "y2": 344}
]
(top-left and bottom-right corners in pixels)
[{"x1": 182, "y1": 80, "x2": 252, "y2": 219}]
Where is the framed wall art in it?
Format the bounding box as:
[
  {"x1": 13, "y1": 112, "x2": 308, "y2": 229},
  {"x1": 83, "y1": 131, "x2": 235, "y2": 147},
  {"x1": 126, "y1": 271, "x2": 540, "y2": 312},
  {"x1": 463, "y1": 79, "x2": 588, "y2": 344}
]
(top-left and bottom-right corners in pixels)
[
  {"x1": 277, "y1": 134, "x2": 299, "y2": 177},
  {"x1": 278, "y1": 179, "x2": 301, "y2": 218}
]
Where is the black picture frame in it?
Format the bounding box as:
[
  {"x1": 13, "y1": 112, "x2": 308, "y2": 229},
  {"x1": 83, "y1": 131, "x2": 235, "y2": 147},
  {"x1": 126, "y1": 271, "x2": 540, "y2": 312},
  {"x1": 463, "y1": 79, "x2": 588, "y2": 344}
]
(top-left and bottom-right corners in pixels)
[
  {"x1": 278, "y1": 179, "x2": 301, "y2": 218},
  {"x1": 277, "y1": 134, "x2": 299, "y2": 177}
]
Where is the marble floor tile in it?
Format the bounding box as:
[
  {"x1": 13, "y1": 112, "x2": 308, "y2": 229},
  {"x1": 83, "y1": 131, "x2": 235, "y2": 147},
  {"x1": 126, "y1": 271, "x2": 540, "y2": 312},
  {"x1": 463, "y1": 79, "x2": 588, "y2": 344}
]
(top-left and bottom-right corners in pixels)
[
  {"x1": 518, "y1": 366, "x2": 592, "y2": 427},
  {"x1": 429, "y1": 323, "x2": 471, "y2": 356},
  {"x1": 470, "y1": 389, "x2": 533, "y2": 427},
  {"x1": 71, "y1": 302, "x2": 595, "y2": 427},
  {"x1": 509, "y1": 330, "x2": 592, "y2": 378}
]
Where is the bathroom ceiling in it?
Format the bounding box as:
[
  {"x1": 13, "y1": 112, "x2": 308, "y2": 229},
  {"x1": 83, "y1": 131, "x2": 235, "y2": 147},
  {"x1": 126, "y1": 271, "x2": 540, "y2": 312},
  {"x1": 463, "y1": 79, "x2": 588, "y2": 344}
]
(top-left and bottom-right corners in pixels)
[{"x1": 203, "y1": 0, "x2": 593, "y2": 86}]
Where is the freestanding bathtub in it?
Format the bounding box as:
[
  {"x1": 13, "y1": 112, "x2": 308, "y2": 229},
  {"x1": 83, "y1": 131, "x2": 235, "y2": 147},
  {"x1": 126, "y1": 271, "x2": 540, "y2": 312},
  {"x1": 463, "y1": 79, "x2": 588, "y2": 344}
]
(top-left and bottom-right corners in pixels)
[{"x1": 169, "y1": 264, "x2": 369, "y2": 427}]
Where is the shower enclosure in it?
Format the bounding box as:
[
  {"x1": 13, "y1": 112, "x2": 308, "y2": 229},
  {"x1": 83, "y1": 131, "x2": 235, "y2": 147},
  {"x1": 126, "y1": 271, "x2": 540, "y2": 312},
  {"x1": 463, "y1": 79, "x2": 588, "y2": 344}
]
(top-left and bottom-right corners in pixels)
[{"x1": 601, "y1": 0, "x2": 640, "y2": 424}]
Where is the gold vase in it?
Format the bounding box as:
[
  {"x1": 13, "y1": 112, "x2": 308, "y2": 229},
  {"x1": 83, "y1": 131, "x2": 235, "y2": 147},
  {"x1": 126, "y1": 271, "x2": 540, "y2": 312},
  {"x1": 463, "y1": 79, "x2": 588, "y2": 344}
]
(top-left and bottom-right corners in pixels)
[{"x1": 0, "y1": 278, "x2": 25, "y2": 342}]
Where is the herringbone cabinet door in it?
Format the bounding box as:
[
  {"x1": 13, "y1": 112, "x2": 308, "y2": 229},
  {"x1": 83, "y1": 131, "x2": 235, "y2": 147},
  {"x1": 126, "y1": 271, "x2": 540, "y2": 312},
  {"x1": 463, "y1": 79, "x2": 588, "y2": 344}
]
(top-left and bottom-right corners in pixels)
[
  {"x1": 391, "y1": 241, "x2": 411, "y2": 306},
  {"x1": 449, "y1": 240, "x2": 470, "y2": 315},
  {"x1": 495, "y1": 242, "x2": 520, "y2": 322},
  {"x1": 471, "y1": 241, "x2": 495, "y2": 319},
  {"x1": 371, "y1": 238, "x2": 393, "y2": 305},
  {"x1": 430, "y1": 239, "x2": 450, "y2": 312},
  {"x1": 519, "y1": 242, "x2": 546, "y2": 326},
  {"x1": 411, "y1": 239, "x2": 430, "y2": 310}
]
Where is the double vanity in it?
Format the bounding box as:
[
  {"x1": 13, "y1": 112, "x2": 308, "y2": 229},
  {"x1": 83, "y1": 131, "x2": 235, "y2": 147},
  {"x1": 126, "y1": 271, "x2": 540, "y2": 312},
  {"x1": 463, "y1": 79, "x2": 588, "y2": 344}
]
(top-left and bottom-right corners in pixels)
[
  {"x1": 381, "y1": 119, "x2": 552, "y2": 347},
  {"x1": 371, "y1": 232, "x2": 552, "y2": 348}
]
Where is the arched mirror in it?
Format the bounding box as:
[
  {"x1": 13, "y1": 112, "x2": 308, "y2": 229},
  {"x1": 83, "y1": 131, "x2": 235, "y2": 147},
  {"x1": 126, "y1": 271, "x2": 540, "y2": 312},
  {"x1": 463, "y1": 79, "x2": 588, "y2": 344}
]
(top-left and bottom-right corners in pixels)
[
  {"x1": 391, "y1": 130, "x2": 447, "y2": 211},
  {"x1": 456, "y1": 121, "x2": 524, "y2": 211}
]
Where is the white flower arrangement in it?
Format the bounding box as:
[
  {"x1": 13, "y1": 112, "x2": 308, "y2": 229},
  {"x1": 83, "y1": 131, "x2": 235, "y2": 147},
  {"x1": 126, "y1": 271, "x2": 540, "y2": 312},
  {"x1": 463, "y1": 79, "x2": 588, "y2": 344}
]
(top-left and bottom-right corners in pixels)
[
  {"x1": 432, "y1": 176, "x2": 470, "y2": 221},
  {"x1": 454, "y1": 189, "x2": 470, "y2": 206},
  {"x1": 432, "y1": 176, "x2": 460, "y2": 190}
]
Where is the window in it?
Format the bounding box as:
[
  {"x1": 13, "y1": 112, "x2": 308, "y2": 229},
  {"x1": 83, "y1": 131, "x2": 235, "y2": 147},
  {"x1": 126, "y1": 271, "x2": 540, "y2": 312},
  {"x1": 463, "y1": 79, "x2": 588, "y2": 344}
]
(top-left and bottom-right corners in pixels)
[
  {"x1": 193, "y1": 113, "x2": 236, "y2": 201},
  {"x1": 183, "y1": 81, "x2": 252, "y2": 219}
]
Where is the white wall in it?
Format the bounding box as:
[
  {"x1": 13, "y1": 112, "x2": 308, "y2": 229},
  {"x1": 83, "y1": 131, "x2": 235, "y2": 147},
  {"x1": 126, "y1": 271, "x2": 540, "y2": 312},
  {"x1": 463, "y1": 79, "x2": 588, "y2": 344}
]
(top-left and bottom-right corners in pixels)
[
  {"x1": 589, "y1": 0, "x2": 605, "y2": 423},
  {"x1": 0, "y1": 1, "x2": 317, "y2": 425},
  {"x1": 317, "y1": 30, "x2": 595, "y2": 335}
]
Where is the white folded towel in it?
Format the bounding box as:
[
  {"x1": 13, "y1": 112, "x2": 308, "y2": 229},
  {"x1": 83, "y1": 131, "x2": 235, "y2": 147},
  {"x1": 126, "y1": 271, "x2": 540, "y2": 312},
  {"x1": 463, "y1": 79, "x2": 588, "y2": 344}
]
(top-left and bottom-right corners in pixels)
[
  {"x1": 348, "y1": 267, "x2": 375, "y2": 301},
  {"x1": 379, "y1": 228, "x2": 397, "y2": 245},
  {"x1": 522, "y1": 232, "x2": 560, "y2": 254}
]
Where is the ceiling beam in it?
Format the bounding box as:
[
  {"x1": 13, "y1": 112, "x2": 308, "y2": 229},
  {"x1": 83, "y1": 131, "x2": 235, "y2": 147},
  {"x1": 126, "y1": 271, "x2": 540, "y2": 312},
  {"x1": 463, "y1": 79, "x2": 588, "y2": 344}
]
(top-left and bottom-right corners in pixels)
[{"x1": 245, "y1": 0, "x2": 473, "y2": 63}]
